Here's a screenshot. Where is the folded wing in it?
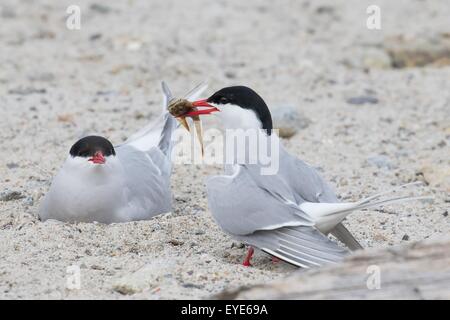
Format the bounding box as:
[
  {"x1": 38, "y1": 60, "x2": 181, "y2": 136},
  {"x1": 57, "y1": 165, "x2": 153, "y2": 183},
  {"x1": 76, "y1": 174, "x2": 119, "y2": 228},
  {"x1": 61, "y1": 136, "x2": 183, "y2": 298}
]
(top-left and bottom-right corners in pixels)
[{"x1": 206, "y1": 164, "x2": 348, "y2": 267}]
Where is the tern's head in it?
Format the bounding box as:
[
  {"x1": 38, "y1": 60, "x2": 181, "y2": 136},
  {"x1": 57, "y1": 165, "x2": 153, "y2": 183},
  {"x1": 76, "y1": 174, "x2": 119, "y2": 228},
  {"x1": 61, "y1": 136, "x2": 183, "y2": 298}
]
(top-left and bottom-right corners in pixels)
[
  {"x1": 68, "y1": 135, "x2": 116, "y2": 168},
  {"x1": 188, "y1": 86, "x2": 273, "y2": 135}
]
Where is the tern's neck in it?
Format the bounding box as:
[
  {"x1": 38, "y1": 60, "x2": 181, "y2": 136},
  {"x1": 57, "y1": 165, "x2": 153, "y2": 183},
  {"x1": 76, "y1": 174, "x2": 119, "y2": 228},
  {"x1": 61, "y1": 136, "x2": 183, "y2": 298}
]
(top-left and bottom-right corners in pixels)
[{"x1": 214, "y1": 104, "x2": 262, "y2": 131}]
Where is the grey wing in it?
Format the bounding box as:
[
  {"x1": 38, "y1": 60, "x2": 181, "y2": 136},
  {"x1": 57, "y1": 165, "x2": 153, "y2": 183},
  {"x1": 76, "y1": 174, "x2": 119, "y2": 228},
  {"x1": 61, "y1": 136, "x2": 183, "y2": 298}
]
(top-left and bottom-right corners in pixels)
[
  {"x1": 244, "y1": 156, "x2": 362, "y2": 249},
  {"x1": 125, "y1": 81, "x2": 208, "y2": 155},
  {"x1": 116, "y1": 145, "x2": 172, "y2": 217},
  {"x1": 206, "y1": 165, "x2": 313, "y2": 236},
  {"x1": 277, "y1": 146, "x2": 339, "y2": 203},
  {"x1": 237, "y1": 226, "x2": 348, "y2": 268},
  {"x1": 275, "y1": 148, "x2": 363, "y2": 249},
  {"x1": 206, "y1": 166, "x2": 348, "y2": 267},
  {"x1": 157, "y1": 81, "x2": 177, "y2": 156},
  {"x1": 123, "y1": 82, "x2": 176, "y2": 156}
]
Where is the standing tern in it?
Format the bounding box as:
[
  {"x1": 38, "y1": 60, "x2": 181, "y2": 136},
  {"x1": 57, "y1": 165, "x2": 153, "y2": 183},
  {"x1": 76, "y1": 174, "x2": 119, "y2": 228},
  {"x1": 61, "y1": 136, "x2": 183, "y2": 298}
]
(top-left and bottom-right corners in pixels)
[
  {"x1": 176, "y1": 85, "x2": 431, "y2": 268},
  {"x1": 39, "y1": 82, "x2": 206, "y2": 223}
]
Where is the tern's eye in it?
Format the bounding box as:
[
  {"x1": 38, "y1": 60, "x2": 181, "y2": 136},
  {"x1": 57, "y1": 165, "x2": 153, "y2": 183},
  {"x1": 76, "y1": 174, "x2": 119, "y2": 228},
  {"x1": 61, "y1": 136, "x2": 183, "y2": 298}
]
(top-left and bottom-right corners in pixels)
[
  {"x1": 78, "y1": 150, "x2": 90, "y2": 157},
  {"x1": 219, "y1": 96, "x2": 229, "y2": 104}
]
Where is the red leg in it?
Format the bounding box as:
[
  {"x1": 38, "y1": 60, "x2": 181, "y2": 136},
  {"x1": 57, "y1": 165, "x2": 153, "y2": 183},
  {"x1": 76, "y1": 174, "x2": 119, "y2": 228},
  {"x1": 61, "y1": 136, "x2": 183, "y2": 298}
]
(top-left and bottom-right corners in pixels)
[
  {"x1": 272, "y1": 256, "x2": 281, "y2": 263},
  {"x1": 242, "y1": 247, "x2": 254, "y2": 267}
]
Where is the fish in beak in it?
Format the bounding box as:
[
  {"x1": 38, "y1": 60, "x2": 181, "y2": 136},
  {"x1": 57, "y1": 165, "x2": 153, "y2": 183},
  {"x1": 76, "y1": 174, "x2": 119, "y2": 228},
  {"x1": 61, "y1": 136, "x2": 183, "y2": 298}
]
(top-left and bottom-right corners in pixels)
[{"x1": 168, "y1": 98, "x2": 218, "y2": 155}]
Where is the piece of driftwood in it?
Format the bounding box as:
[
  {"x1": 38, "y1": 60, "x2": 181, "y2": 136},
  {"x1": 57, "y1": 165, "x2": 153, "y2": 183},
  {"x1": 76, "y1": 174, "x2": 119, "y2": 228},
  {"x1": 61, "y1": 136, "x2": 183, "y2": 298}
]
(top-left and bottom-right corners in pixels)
[{"x1": 217, "y1": 237, "x2": 450, "y2": 300}]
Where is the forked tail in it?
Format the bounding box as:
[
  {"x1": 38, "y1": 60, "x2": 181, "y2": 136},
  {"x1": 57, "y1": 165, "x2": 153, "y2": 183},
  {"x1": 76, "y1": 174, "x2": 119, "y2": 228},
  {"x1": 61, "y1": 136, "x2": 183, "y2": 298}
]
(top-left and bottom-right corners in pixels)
[{"x1": 300, "y1": 182, "x2": 433, "y2": 234}]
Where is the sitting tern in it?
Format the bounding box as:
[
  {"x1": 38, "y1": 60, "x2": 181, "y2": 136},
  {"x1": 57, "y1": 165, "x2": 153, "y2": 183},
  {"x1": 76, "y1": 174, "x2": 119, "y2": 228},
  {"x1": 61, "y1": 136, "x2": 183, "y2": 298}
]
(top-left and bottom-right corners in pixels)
[
  {"x1": 39, "y1": 82, "x2": 206, "y2": 223},
  {"x1": 178, "y1": 86, "x2": 430, "y2": 268}
]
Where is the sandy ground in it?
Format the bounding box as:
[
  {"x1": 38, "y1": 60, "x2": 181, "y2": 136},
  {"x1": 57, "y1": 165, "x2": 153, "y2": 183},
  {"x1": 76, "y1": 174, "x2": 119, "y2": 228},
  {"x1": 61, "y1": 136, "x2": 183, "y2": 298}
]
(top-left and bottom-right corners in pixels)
[{"x1": 0, "y1": 0, "x2": 449, "y2": 299}]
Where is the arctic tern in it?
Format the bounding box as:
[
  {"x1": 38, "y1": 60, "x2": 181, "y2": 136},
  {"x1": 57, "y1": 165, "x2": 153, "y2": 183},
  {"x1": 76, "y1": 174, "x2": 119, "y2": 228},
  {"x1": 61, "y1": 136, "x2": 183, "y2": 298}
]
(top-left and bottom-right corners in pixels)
[
  {"x1": 39, "y1": 82, "x2": 206, "y2": 223},
  {"x1": 178, "y1": 85, "x2": 430, "y2": 268}
]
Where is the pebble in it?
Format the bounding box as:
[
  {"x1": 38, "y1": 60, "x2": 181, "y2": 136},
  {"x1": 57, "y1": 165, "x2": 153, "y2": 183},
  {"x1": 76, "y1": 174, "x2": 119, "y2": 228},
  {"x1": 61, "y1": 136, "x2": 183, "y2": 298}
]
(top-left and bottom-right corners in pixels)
[
  {"x1": 367, "y1": 155, "x2": 393, "y2": 169},
  {"x1": 224, "y1": 71, "x2": 236, "y2": 79},
  {"x1": 8, "y1": 87, "x2": 46, "y2": 95},
  {"x1": 402, "y1": 234, "x2": 410, "y2": 241},
  {"x1": 168, "y1": 239, "x2": 184, "y2": 246},
  {"x1": 419, "y1": 164, "x2": 450, "y2": 191},
  {"x1": 346, "y1": 96, "x2": 379, "y2": 105},
  {"x1": 271, "y1": 106, "x2": 310, "y2": 138},
  {"x1": 89, "y1": 33, "x2": 102, "y2": 41},
  {"x1": 6, "y1": 163, "x2": 19, "y2": 169},
  {"x1": 23, "y1": 196, "x2": 34, "y2": 206},
  {"x1": 1, "y1": 7, "x2": 16, "y2": 18},
  {"x1": 90, "y1": 4, "x2": 111, "y2": 14},
  {"x1": 385, "y1": 33, "x2": 450, "y2": 68},
  {"x1": 181, "y1": 283, "x2": 204, "y2": 289},
  {"x1": 231, "y1": 242, "x2": 245, "y2": 249},
  {"x1": 0, "y1": 190, "x2": 25, "y2": 202},
  {"x1": 28, "y1": 73, "x2": 55, "y2": 82}
]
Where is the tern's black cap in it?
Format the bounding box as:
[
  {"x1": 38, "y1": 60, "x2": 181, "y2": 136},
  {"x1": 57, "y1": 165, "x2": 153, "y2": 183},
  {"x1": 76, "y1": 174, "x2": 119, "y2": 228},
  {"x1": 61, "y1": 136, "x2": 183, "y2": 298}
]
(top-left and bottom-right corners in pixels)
[
  {"x1": 69, "y1": 135, "x2": 116, "y2": 157},
  {"x1": 207, "y1": 86, "x2": 272, "y2": 134}
]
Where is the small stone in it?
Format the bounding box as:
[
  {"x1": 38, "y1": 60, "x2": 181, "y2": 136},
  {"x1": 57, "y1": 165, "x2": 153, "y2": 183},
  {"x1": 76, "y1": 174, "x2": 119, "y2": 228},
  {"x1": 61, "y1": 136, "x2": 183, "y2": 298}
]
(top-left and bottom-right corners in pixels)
[
  {"x1": 194, "y1": 230, "x2": 205, "y2": 235},
  {"x1": 90, "y1": 4, "x2": 111, "y2": 14},
  {"x1": 134, "y1": 112, "x2": 145, "y2": 120},
  {"x1": 33, "y1": 30, "x2": 55, "y2": 39},
  {"x1": 168, "y1": 239, "x2": 184, "y2": 246},
  {"x1": 271, "y1": 106, "x2": 310, "y2": 138},
  {"x1": 0, "y1": 190, "x2": 25, "y2": 202},
  {"x1": 224, "y1": 71, "x2": 236, "y2": 79},
  {"x1": 443, "y1": 211, "x2": 448, "y2": 217},
  {"x1": 113, "y1": 284, "x2": 136, "y2": 295},
  {"x1": 57, "y1": 114, "x2": 75, "y2": 124},
  {"x1": 6, "y1": 163, "x2": 19, "y2": 169},
  {"x1": 8, "y1": 87, "x2": 46, "y2": 95},
  {"x1": 127, "y1": 41, "x2": 142, "y2": 51},
  {"x1": 1, "y1": 7, "x2": 16, "y2": 18},
  {"x1": 181, "y1": 283, "x2": 204, "y2": 289},
  {"x1": 90, "y1": 265, "x2": 105, "y2": 270},
  {"x1": 367, "y1": 155, "x2": 393, "y2": 169},
  {"x1": 175, "y1": 195, "x2": 188, "y2": 203},
  {"x1": 190, "y1": 242, "x2": 198, "y2": 248},
  {"x1": 385, "y1": 33, "x2": 450, "y2": 69},
  {"x1": 28, "y1": 73, "x2": 55, "y2": 82},
  {"x1": 420, "y1": 164, "x2": 450, "y2": 192},
  {"x1": 231, "y1": 242, "x2": 245, "y2": 249},
  {"x1": 89, "y1": 33, "x2": 102, "y2": 41},
  {"x1": 402, "y1": 234, "x2": 409, "y2": 241},
  {"x1": 23, "y1": 196, "x2": 34, "y2": 206},
  {"x1": 96, "y1": 90, "x2": 114, "y2": 96},
  {"x1": 346, "y1": 96, "x2": 379, "y2": 105},
  {"x1": 315, "y1": 6, "x2": 334, "y2": 15}
]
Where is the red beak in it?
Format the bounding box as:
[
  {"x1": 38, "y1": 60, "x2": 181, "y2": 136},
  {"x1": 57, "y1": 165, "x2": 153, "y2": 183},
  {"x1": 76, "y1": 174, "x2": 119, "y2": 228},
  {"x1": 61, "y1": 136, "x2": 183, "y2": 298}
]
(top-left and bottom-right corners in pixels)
[
  {"x1": 89, "y1": 151, "x2": 106, "y2": 164},
  {"x1": 185, "y1": 99, "x2": 219, "y2": 117}
]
